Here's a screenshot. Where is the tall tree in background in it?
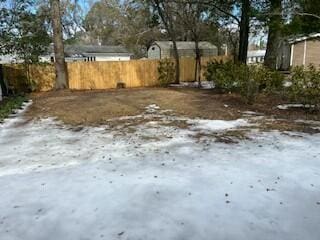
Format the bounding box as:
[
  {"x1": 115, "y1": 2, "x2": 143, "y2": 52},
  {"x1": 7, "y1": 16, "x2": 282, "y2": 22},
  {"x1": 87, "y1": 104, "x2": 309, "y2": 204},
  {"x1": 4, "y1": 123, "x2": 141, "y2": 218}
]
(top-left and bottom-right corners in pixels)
[
  {"x1": 84, "y1": 0, "x2": 162, "y2": 57},
  {"x1": 285, "y1": 0, "x2": 320, "y2": 35},
  {"x1": 196, "y1": 0, "x2": 251, "y2": 63},
  {"x1": 149, "y1": 0, "x2": 180, "y2": 83},
  {"x1": 238, "y1": 0, "x2": 251, "y2": 63},
  {"x1": 50, "y1": 0, "x2": 68, "y2": 89},
  {"x1": 264, "y1": 0, "x2": 283, "y2": 69},
  {"x1": 176, "y1": 0, "x2": 207, "y2": 85}
]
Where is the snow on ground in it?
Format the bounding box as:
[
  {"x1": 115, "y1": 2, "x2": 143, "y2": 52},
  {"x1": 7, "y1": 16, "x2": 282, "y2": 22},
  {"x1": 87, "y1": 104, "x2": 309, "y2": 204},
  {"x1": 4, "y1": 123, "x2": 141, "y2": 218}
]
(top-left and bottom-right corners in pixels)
[
  {"x1": 0, "y1": 104, "x2": 320, "y2": 240},
  {"x1": 277, "y1": 103, "x2": 316, "y2": 110},
  {"x1": 170, "y1": 81, "x2": 215, "y2": 89}
]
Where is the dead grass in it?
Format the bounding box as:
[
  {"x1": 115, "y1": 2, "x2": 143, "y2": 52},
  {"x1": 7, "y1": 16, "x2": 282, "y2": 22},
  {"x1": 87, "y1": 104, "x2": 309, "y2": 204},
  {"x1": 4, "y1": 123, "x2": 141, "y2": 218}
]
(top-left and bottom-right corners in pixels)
[
  {"x1": 25, "y1": 88, "x2": 320, "y2": 132},
  {"x1": 192, "y1": 129, "x2": 251, "y2": 144}
]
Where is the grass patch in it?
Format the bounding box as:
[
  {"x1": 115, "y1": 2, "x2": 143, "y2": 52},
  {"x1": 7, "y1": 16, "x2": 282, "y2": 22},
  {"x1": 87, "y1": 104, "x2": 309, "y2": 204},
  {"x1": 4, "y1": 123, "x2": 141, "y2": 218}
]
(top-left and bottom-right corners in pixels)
[{"x1": 0, "y1": 95, "x2": 28, "y2": 122}]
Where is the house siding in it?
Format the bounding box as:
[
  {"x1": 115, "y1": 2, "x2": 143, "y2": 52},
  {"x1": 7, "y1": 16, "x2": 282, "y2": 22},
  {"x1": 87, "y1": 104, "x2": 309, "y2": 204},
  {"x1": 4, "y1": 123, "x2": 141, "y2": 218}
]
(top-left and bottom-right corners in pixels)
[
  {"x1": 292, "y1": 41, "x2": 305, "y2": 67},
  {"x1": 172, "y1": 49, "x2": 218, "y2": 58},
  {"x1": 305, "y1": 39, "x2": 320, "y2": 66},
  {"x1": 161, "y1": 49, "x2": 171, "y2": 59}
]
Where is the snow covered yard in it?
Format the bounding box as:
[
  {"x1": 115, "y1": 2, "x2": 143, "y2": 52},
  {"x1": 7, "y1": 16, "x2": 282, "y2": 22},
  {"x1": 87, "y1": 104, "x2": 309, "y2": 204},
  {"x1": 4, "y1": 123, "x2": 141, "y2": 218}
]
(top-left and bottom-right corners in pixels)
[{"x1": 0, "y1": 103, "x2": 320, "y2": 240}]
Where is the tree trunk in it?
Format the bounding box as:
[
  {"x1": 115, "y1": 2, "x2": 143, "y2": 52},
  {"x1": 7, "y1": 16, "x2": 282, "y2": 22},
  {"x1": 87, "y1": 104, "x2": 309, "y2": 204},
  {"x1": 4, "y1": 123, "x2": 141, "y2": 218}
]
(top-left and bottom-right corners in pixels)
[
  {"x1": 50, "y1": 0, "x2": 68, "y2": 89},
  {"x1": 194, "y1": 39, "x2": 201, "y2": 87},
  {"x1": 264, "y1": 0, "x2": 282, "y2": 69},
  {"x1": 172, "y1": 40, "x2": 180, "y2": 84},
  {"x1": 238, "y1": 0, "x2": 250, "y2": 64}
]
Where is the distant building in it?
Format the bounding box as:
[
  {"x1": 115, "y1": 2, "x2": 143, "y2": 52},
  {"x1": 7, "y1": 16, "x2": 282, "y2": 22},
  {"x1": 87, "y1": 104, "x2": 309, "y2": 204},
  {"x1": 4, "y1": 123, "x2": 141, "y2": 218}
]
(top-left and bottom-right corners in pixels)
[
  {"x1": 288, "y1": 33, "x2": 320, "y2": 68},
  {"x1": 40, "y1": 45, "x2": 133, "y2": 63},
  {"x1": 0, "y1": 54, "x2": 22, "y2": 64},
  {"x1": 147, "y1": 41, "x2": 218, "y2": 59},
  {"x1": 247, "y1": 50, "x2": 266, "y2": 64}
]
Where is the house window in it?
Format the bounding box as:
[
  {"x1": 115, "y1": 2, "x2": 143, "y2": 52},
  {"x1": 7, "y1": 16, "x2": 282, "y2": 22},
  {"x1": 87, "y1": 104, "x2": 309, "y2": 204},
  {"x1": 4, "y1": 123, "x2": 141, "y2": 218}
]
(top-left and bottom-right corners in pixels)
[
  {"x1": 50, "y1": 56, "x2": 54, "y2": 63},
  {"x1": 152, "y1": 47, "x2": 155, "y2": 50}
]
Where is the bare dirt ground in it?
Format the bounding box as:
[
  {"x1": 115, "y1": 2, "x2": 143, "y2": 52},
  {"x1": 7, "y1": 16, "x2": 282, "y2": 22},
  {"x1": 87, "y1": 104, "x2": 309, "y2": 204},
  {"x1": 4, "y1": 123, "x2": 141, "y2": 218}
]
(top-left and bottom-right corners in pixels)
[{"x1": 26, "y1": 88, "x2": 320, "y2": 133}]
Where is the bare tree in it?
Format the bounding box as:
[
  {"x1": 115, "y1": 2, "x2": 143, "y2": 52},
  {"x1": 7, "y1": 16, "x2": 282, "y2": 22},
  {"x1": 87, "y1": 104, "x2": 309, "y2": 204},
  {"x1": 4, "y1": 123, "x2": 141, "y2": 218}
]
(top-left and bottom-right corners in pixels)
[
  {"x1": 173, "y1": 0, "x2": 251, "y2": 64},
  {"x1": 175, "y1": 1, "x2": 205, "y2": 85},
  {"x1": 150, "y1": 0, "x2": 180, "y2": 84},
  {"x1": 50, "y1": 0, "x2": 68, "y2": 89}
]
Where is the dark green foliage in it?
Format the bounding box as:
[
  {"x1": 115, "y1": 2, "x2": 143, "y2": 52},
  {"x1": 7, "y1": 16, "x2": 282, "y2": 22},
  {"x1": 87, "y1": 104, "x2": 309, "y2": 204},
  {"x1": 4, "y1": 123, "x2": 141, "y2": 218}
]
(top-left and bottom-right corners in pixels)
[
  {"x1": 205, "y1": 60, "x2": 238, "y2": 91},
  {"x1": 205, "y1": 60, "x2": 285, "y2": 104},
  {"x1": 158, "y1": 59, "x2": 175, "y2": 87},
  {"x1": 284, "y1": 0, "x2": 320, "y2": 36},
  {"x1": 288, "y1": 65, "x2": 320, "y2": 110},
  {"x1": 0, "y1": 0, "x2": 50, "y2": 62},
  {"x1": 0, "y1": 95, "x2": 27, "y2": 122}
]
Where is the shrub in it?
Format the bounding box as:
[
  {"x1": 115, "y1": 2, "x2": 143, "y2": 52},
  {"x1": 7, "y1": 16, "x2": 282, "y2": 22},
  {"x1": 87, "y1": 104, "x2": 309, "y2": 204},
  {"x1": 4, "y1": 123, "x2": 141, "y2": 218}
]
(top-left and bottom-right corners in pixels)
[
  {"x1": 158, "y1": 59, "x2": 175, "y2": 87},
  {"x1": 205, "y1": 60, "x2": 237, "y2": 91},
  {"x1": 288, "y1": 65, "x2": 320, "y2": 110},
  {"x1": 0, "y1": 95, "x2": 27, "y2": 122},
  {"x1": 249, "y1": 65, "x2": 284, "y2": 94},
  {"x1": 205, "y1": 61, "x2": 284, "y2": 104},
  {"x1": 238, "y1": 66, "x2": 259, "y2": 104}
]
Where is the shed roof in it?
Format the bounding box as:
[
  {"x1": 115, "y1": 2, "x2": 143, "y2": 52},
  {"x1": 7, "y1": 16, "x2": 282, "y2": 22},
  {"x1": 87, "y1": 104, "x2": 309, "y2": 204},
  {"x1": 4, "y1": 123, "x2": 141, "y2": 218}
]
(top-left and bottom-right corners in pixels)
[
  {"x1": 288, "y1": 33, "x2": 320, "y2": 44},
  {"x1": 153, "y1": 41, "x2": 217, "y2": 50}
]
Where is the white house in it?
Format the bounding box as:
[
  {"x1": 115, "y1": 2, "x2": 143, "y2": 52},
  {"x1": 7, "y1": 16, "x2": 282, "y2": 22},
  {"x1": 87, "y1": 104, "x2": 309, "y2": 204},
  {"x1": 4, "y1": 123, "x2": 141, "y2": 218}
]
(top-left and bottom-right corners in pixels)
[
  {"x1": 247, "y1": 50, "x2": 266, "y2": 64},
  {"x1": 40, "y1": 45, "x2": 133, "y2": 63},
  {"x1": 0, "y1": 54, "x2": 23, "y2": 64},
  {"x1": 147, "y1": 41, "x2": 218, "y2": 59}
]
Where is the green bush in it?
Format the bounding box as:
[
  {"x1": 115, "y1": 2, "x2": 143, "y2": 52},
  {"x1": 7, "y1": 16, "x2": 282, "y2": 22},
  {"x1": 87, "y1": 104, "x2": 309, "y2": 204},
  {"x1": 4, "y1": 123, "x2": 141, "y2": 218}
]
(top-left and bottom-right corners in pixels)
[
  {"x1": 239, "y1": 66, "x2": 259, "y2": 104},
  {"x1": 0, "y1": 95, "x2": 27, "y2": 122},
  {"x1": 288, "y1": 65, "x2": 320, "y2": 110},
  {"x1": 205, "y1": 60, "x2": 237, "y2": 91},
  {"x1": 249, "y1": 65, "x2": 284, "y2": 94},
  {"x1": 158, "y1": 59, "x2": 175, "y2": 87},
  {"x1": 205, "y1": 61, "x2": 284, "y2": 104}
]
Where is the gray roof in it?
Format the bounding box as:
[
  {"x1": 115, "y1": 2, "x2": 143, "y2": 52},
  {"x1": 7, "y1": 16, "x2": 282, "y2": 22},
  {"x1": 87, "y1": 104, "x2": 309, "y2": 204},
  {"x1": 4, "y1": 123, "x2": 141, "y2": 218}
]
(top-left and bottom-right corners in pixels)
[
  {"x1": 48, "y1": 44, "x2": 132, "y2": 57},
  {"x1": 288, "y1": 33, "x2": 320, "y2": 44},
  {"x1": 153, "y1": 41, "x2": 217, "y2": 50}
]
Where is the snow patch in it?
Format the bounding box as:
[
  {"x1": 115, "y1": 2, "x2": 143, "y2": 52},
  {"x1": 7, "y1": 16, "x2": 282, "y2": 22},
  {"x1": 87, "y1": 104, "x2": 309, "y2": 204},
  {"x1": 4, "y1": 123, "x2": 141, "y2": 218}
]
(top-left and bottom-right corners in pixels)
[
  {"x1": 1, "y1": 105, "x2": 320, "y2": 240},
  {"x1": 145, "y1": 104, "x2": 161, "y2": 113},
  {"x1": 242, "y1": 111, "x2": 263, "y2": 116},
  {"x1": 188, "y1": 119, "x2": 249, "y2": 132},
  {"x1": 277, "y1": 103, "x2": 315, "y2": 110},
  {"x1": 170, "y1": 81, "x2": 214, "y2": 89}
]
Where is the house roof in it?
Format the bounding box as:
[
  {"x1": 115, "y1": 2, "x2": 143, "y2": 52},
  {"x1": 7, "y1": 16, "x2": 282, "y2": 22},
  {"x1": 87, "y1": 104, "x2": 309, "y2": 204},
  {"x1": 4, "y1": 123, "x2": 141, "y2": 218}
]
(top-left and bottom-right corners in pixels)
[
  {"x1": 48, "y1": 44, "x2": 132, "y2": 57},
  {"x1": 153, "y1": 41, "x2": 217, "y2": 50},
  {"x1": 288, "y1": 33, "x2": 320, "y2": 44}
]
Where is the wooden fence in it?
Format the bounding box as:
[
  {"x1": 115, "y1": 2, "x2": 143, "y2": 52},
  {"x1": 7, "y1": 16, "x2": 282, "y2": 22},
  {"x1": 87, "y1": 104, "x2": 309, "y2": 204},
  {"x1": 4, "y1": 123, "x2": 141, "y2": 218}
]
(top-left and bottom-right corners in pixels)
[{"x1": 3, "y1": 56, "x2": 230, "y2": 92}]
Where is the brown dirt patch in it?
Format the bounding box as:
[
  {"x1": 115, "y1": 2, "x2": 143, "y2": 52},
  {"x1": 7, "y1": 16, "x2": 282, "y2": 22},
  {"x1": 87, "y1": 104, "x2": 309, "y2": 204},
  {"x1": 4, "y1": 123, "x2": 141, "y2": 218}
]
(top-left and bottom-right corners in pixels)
[{"x1": 26, "y1": 88, "x2": 320, "y2": 132}]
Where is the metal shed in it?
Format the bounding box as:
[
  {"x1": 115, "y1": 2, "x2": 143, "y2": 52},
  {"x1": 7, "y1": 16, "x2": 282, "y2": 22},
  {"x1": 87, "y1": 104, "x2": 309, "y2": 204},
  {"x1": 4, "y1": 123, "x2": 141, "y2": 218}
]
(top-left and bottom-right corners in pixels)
[{"x1": 147, "y1": 41, "x2": 218, "y2": 59}]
